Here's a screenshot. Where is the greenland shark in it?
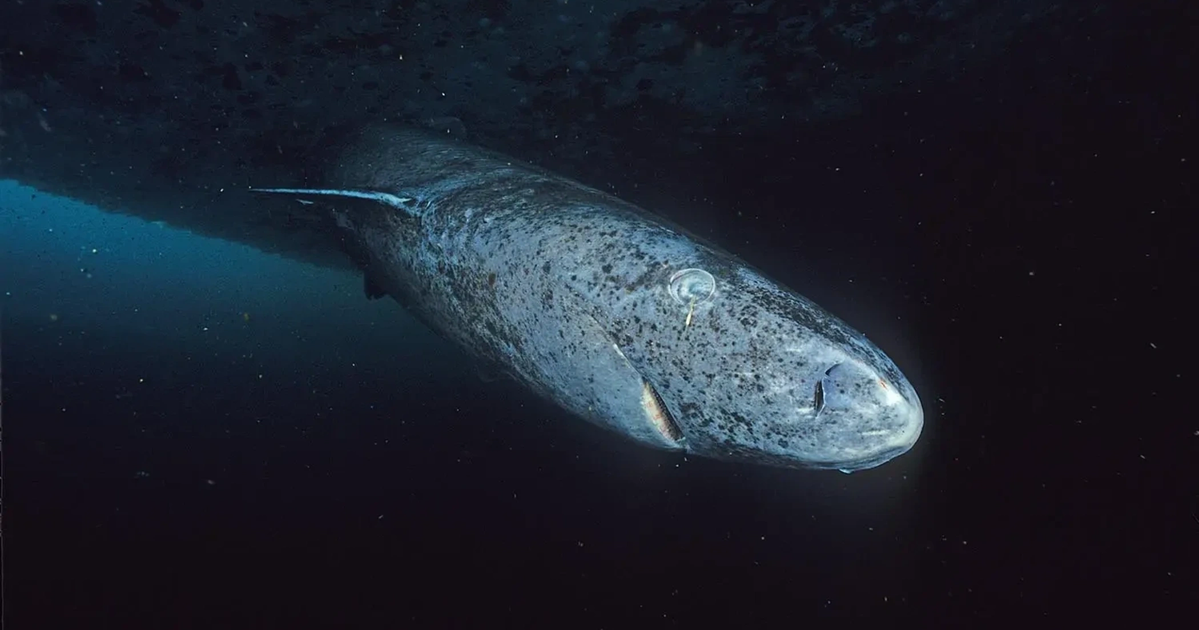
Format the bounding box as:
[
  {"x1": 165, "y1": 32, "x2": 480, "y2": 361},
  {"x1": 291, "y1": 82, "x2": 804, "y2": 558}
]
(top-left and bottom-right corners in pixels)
[{"x1": 252, "y1": 124, "x2": 923, "y2": 472}]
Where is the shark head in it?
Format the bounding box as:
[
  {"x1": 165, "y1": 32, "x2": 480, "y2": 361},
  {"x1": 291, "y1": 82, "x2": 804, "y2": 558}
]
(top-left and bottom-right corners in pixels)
[{"x1": 574, "y1": 241, "x2": 924, "y2": 473}]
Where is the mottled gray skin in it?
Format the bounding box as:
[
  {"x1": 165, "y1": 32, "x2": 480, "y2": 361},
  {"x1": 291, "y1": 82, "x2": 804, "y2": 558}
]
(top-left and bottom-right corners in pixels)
[{"x1": 260, "y1": 124, "x2": 923, "y2": 472}]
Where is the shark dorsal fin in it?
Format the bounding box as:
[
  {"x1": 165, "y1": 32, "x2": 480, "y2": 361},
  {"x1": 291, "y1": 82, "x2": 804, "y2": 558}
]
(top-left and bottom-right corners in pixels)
[{"x1": 249, "y1": 187, "x2": 420, "y2": 218}]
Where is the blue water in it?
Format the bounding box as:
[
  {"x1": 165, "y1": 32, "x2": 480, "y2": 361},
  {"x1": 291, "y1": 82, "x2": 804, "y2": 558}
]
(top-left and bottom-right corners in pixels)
[{"x1": 0, "y1": 178, "x2": 445, "y2": 362}]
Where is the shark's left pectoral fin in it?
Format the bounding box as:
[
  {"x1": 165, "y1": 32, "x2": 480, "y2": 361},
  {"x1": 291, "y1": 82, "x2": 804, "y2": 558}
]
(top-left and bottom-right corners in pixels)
[
  {"x1": 541, "y1": 290, "x2": 687, "y2": 450},
  {"x1": 363, "y1": 266, "x2": 388, "y2": 300},
  {"x1": 249, "y1": 187, "x2": 421, "y2": 218}
]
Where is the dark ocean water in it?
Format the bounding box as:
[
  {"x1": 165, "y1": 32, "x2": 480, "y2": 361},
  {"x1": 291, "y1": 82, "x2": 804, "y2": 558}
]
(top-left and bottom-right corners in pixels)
[{"x1": 3, "y1": 9, "x2": 1195, "y2": 627}]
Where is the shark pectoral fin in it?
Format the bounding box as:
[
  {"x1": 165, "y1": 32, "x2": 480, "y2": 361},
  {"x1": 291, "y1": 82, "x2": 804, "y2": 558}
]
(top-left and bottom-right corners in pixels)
[
  {"x1": 363, "y1": 267, "x2": 387, "y2": 300},
  {"x1": 249, "y1": 187, "x2": 422, "y2": 218},
  {"x1": 568, "y1": 309, "x2": 685, "y2": 449}
]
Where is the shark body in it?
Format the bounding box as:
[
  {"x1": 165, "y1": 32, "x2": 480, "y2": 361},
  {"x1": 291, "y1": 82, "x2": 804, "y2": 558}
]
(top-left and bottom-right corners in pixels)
[{"x1": 254, "y1": 124, "x2": 923, "y2": 472}]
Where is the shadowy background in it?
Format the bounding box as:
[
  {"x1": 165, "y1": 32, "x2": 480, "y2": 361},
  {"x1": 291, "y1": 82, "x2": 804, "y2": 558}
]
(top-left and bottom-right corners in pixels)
[{"x1": 1, "y1": 1, "x2": 1194, "y2": 626}]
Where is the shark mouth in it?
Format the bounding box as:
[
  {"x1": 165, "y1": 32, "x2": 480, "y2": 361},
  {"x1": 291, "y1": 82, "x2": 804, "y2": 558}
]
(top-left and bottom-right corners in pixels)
[{"x1": 640, "y1": 380, "x2": 684, "y2": 443}]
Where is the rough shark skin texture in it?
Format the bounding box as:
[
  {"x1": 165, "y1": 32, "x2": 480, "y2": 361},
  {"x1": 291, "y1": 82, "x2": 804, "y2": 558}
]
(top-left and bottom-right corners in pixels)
[{"x1": 260, "y1": 125, "x2": 923, "y2": 472}]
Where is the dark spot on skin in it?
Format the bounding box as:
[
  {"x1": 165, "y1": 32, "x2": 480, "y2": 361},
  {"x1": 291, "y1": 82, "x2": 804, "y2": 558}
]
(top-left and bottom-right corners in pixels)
[
  {"x1": 601, "y1": 263, "x2": 613, "y2": 273},
  {"x1": 487, "y1": 272, "x2": 496, "y2": 287}
]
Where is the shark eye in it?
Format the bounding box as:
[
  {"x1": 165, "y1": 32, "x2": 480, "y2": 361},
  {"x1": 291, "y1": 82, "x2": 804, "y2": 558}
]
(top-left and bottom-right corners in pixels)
[{"x1": 668, "y1": 268, "x2": 716, "y2": 305}]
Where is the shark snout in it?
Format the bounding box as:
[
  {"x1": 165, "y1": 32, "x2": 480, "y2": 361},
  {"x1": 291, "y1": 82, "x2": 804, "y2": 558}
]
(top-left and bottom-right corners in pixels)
[{"x1": 813, "y1": 360, "x2": 924, "y2": 472}]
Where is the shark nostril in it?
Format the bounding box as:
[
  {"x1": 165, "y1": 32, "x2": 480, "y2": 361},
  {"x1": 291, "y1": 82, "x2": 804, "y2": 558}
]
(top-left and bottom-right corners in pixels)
[{"x1": 813, "y1": 362, "x2": 842, "y2": 415}]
